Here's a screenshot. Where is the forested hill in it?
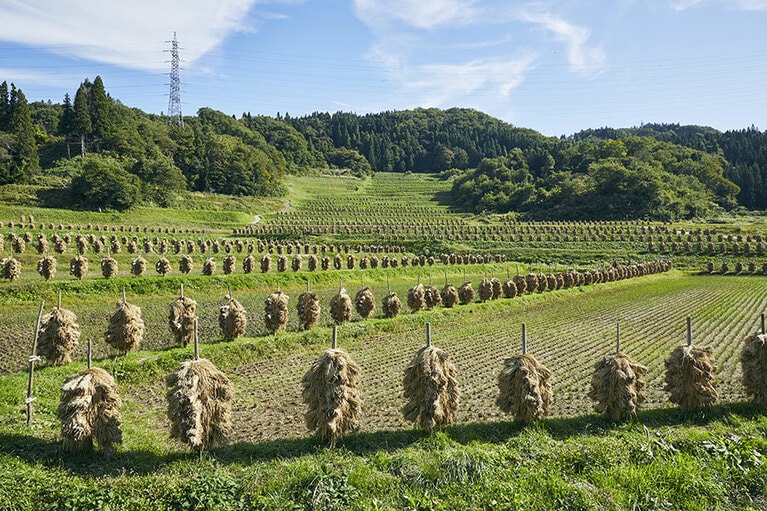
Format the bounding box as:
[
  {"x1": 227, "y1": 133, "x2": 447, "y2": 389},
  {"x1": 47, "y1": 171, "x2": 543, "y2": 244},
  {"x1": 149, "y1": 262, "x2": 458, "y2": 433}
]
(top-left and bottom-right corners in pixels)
[{"x1": 0, "y1": 76, "x2": 765, "y2": 219}]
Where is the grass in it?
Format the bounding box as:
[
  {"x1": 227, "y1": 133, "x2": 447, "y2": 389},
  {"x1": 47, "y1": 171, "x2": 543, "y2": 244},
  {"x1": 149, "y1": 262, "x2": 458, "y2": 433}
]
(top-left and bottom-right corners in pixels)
[{"x1": 3, "y1": 173, "x2": 767, "y2": 509}]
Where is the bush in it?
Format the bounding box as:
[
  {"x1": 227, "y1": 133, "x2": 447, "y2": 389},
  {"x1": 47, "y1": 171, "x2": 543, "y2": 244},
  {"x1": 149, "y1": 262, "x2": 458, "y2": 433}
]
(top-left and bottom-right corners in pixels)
[{"x1": 68, "y1": 154, "x2": 141, "y2": 211}]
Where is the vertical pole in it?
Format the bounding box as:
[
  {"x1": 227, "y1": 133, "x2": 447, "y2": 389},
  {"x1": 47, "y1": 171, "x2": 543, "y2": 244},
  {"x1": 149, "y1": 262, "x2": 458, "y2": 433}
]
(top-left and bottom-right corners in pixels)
[
  {"x1": 193, "y1": 319, "x2": 199, "y2": 360},
  {"x1": 332, "y1": 325, "x2": 337, "y2": 349},
  {"x1": 686, "y1": 316, "x2": 692, "y2": 347},
  {"x1": 180, "y1": 283, "x2": 184, "y2": 299},
  {"x1": 26, "y1": 300, "x2": 45, "y2": 426},
  {"x1": 616, "y1": 322, "x2": 621, "y2": 354},
  {"x1": 87, "y1": 338, "x2": 92, "y2": 369},
  {"x1": 57, "y1": 289, "x2": 62, "y2": 309},
  {"x1": 522, "y1": 323, "x2": 527, "y2": 355},
  {"x1": 122, "y1": 286, "x2": 127, "y2": 305},
  {"x1": 761, "y1": 313, "x2": 765, "y2": 335},
  {"x1": 426, "y1": 322, "x2": 432, "y2": 347}
]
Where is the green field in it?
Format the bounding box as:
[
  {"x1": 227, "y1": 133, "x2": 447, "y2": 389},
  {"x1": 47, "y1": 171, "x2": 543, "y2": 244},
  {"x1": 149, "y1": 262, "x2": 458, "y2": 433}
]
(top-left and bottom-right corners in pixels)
[{"x1": 2, "y1": 173, "x2": 767, "y2": 510}]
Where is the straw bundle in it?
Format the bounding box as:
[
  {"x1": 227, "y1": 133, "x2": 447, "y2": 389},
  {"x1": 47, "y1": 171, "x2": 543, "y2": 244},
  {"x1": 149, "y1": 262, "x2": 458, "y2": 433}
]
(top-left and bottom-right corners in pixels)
[
  {"x1": 38, "y1": 307, "x2": 81, "y2": 365},
  {"x1": 458, "y1": 282, "x2": 475, "y2": 305},
  {"x1": 291, "y1": 255, "x2": 302, "y2": 272},
  {"x1": 101, "y1": 256, "x2": 118, "y2": 278},
  {"x1": 496, "y1": 354, "x2": 552, "y2": 423},
  {"x1": 37, "y1": 255, "x2": 57, "y2": 281},
  {"x1": 131, "y1": 256, "x2": 147, "y2": 276},
  {"x1": 69, "y1": 255, "x2": 88, "y2": 280},
  {"x1": 502, "y1": 280, "x2": 517, "y2": 299},
  {"x1": 478, "y1": 278, "x2": 493, "y2": 302},
  {"x1": 402, "y1": 345, "x2": 460, "y2": 432},
  {"x1": 741, "y1": 333, "x2": 767, "y2": 404},
  {"x1": 166, "y1": 358, "x2": 233, "y2": 450},
  {"x1": 525, "y1": 273, "x2": 539, "y2": 293},
  {"x1": 308, "y1": 255, "x2": 318, "y2": 271},
  {"x1": 424, "y1": 284, "x2": 442, "y2": 309},
  {"x1": 355, "y1": 287, "x2": 376, "y2": 319},
  {"x1": 330, "y1": 288, "x2": 352, "y2": 325},
  {"x1": 105, "y1": 301, "x2": 145, "y2": 353},
  {"x1": 382, "y1": 292, "x2": 401, "y2": 318},
  {"x1": 407, "y1": 283, "x2": 426, "y2": 312},
  {"x1": 264, "y1": 290, "x2": 290, "y2": 333},
  {"x1": 587, "y1": 353, "x2": 647, "y2": 420},
  {"x1": 57, "y1": 367, "x2": 122, "y2": 454},
  {"x1": 260, "y1": 254, "x2": 271, "y2": 273},
  {"x1": 168, "y1": 296, "x2": 197, "y2": 347},
  {"x1": 218, "y1": 295, "x2": 247, "y2": 340},
  {"x1": 491, "y1": 278, "x2": 502, "y2": 299},
  {"x1": 664, "y1": 345, "x2": 718, "y2": 409},
  {"x1": 441, "y1": 284, "x2": 459, "y2": 308},
  {"x1": 277, "y1": 255, "x2": 287, "y2": 272},
  {"x1": 202, "y1": 257, "x2": 216, "y2": 276},
  {"x1": 223, "y1": 254, "x2": 236, "y2": 274},
  {"x1": 513, "y1": 275, "x2": 527, "y2": 294},
  {"x1": 301, "y1": 348, "x2": 362, "y2": 447},
  {"x1": 179, "y1": 255, "x2": 193, "y2": 274},
  {"x1": 297, "y1": 291, "x2": 321, "y2": 330},
  {"x1": 243, "y1": 255, "x2": 256, "y2": 273},
  {"x1": 155, "y1": 257, "x2": 171, "y2": 276}
]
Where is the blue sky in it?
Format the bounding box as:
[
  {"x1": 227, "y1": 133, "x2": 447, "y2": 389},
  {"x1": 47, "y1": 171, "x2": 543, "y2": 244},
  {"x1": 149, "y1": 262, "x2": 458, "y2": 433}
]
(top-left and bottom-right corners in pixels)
[{"x1": 0, "y1": 0, "x2": 765, "y2": 136}]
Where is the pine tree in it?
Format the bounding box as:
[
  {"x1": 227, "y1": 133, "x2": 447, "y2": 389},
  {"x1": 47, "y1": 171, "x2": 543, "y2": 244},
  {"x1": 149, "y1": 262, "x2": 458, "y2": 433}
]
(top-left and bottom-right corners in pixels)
[
  {"x1": 0, "y1": 81, "x2": 9, "y2": 132},
  {"x1": 90, "y1": 76, "x2": 113, "y2": 150},
  {"x1": 9, "y1": 85, "x2": 38, "y2": 180},
  {"x1": 73, "y1": 81, "x2": 92, "y2": 156}
]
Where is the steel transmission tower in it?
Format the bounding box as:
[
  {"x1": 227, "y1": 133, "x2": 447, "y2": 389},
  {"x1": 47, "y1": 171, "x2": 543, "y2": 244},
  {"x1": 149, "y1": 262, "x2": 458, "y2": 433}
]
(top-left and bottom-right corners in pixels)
[{"x1": 166, "y1": 32, "x2": 183, "y2": 126}]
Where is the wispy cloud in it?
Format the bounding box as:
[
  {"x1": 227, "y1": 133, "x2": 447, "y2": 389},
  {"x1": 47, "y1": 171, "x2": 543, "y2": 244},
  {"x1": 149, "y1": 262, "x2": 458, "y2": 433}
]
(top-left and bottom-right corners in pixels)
[
  {"x1": 673, "y1": 0, "x2": 767, "y2": 10},
  {"x1": 0, "y1": 0, "x2": 271, "y2": 72},
  {"x1": 353, "y1": 0, "x2": 481, "y2": 30},
  {"x1": 516, "y1": 10, "x2": 607, "y2": 75}
]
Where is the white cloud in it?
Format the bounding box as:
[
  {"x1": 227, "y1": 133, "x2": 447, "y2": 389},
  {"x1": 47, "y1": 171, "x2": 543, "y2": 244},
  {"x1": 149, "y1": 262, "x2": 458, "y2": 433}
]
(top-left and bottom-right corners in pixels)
[
  {"x1": 0, "y1": 0, "x2": 265, "y2": 72},
  {"x1": 369, "y1": 44, "x2": 537, "y2": 107},
  {"x1": 353, "y1": 0, "x2": 481, "y2": 30},
  {"x1": 516, "y1": 10, "x2": 607, "y2": 75}
]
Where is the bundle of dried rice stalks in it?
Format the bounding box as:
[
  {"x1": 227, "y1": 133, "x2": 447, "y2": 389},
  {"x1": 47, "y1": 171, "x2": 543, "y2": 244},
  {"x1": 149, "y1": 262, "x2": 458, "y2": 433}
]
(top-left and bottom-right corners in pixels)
[
  {"x1": 291, "y1": 255, "x2": 302, "y2": 272},
  {"x1": 242, "y1": 254, "x2": 256, "y2": 274},
  {"x1": 402, "y1": 345, "x2": 459, "y2": 432},
  {"x1": 264, "y1": 289, "x2": 290, "y2": 333},
  {"x1": 496, "y1": 354, "x2": 552, "y2": 424},
  {"x1": 301, "y1": 348, "x2": 362, "y2": 447},
  {"x1": 525, "y1": 273, "x2": 539, "y2": 293},
  {"x1": 491, "y1": 278, "x2": 502, "y2": 299},
  {"x1": 179, "y1": 255, "x2": 193, "y2": 274},
  {"x1": 131, "y1": 256, "x2": 147, "y2": 276},
  {"x1": 741, "y1": 332, "x2": 767, "y2": 404},
  {"x1": 587, "y1": 353, "x2": 647, "y2": 420},
  {"x1": 105, "y1": 300, "x2": 145, "y2": 353},
  {"x1": 424, "y1": 284, "x2": 442, "y2": 309},
  {"x1": 69, "y1": 255, "x2": 88, "y2": 280},
  {"x1": 355, "y1": 287, "x2": 376, "y2": 319},
  {"x1": 664, "y1": 345, "x2": 718, "y2": 409},
  {"x1": 478, "y1": 278, "x2": 494, "y2": 302},
  {"x1": 169, "y1": 296, "x2": 197, "y2": 347},
  {"x1": 38, "y1": 307, "x2": 81, "y2": 365},
  {"x1": 166, "y1": 358, "x2": 233, "y2": 451},
  {"x1": 260, "y1": 255, "x2": 271, "y2": 273},
  {"x1": 441, "y1": 284, "x2": 459, "y2": 308},
  {"x1": 382, "y1": 292, "x2": 401, "y2": 318},
  {"x1": 218, "y1": 295, "x2": 247, "y2": 340},
  {"x1": 458, "y1": 282, "x2": 475, "y2": 305},
  {"x1": 502, "y1": 280, "x2": 517, "y2": 298},
  {"x1": 37, "y1": 255, "x2": 57, "y2": 281},
  {"x1": 407, "y1": 283, "x2": 426, "y2": 313},
  {"x1": 155, "y1": 257, "x2": 171, "y2": 276},
  {"x1": 202, "y1": 258, "x2": 216, "y2": 276},
  {"x1": 101, "y1": 256, "x2": 118, "y2": 278},
  {"x1": 297, "y1": 290, "x2": 321, "y2": 330},
  {"x1": 57, "y1": 367, "x2": 122, "y2": 454},
  {"x1": 330, "y1": 288, "x2": 352, "y2": 325},
  {"x1": 513, "y1": 275, "x2": 527, "y2": 294}
]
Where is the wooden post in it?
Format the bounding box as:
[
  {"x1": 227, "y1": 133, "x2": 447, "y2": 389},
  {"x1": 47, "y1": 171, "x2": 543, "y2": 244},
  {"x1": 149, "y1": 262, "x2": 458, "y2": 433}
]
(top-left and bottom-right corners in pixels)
[
  {"x1": 522, "y1": 323, "x2": 527, "y2": 355},
  {"x1": 616, "y1": 322, "x2": 621, "y2": 354},
  {"x1": 57, "y1": 288, "x2": 62, "y2": 309},
  {"x1": 180, "y1": 283, "x2": 184, "y2": 299},
  {"x1": 332, "y1": 325, "x2": 337, "y2": 349},
  {"x1": 686, "y1": 316, "x2": 692, "y2": 347},
  {"x1": 193, "y1": 319, "x2": 199, "y2": 360},
  {"x1": 26, "y1": 300, "x2": 45, "y2": 426},
  {"x1": 122, "y1": 286, "x2": 127, "y2": 305},
  {"x1": 761, "y1": 313, "x2": 765, "y2": 335},
  {"x1": 87, "y1": 338, "x2": 92, "y2": 370},
  {"x1": 426, "y1": 322, "x2": 432, "y2": 347}
]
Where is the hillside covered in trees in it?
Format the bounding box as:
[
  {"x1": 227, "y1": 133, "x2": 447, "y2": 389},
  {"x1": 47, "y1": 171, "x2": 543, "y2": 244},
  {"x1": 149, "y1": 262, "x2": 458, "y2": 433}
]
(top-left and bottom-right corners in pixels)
[{"x1": 1, "y1": 76, "x2": 766, "y2": 220}]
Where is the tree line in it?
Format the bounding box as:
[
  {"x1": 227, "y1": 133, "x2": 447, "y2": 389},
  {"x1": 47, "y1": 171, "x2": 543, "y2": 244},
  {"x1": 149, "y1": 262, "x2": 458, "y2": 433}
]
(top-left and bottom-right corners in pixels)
[{"x1": 0, "y1": 76, "x2": 765, "y2": 219}]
